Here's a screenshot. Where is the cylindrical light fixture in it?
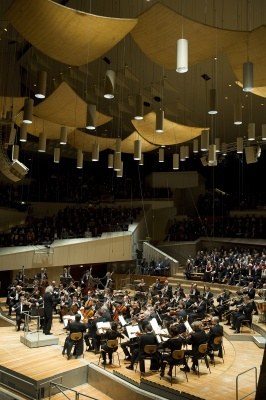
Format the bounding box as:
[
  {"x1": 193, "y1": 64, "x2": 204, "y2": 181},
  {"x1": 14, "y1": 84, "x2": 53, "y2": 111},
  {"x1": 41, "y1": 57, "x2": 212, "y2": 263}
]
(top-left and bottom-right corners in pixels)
[
  {"x1": 86, "y1": 104, "x2": 96, "y2": 130},
  {"x1": 236, "y1": 137, "x2": 244, "y2": 153},
  {"x1": 114, "y1": 152, "x2": 122, "y2": 171},
  {"x1": 38, "y1": 132, "x2": 46, "y2": 152},
  {"x1": 208, "y1": 88, "x2": 218, "y2": 114},
  {"x1": 104, "y1": 70, "x2": 115, "y2": 99},
  {"x1": 243, "y1": 61, "x2": 253, "y2": 92},
  {"x1": 201, "y1": 129, "x2": 209, "y2": 151},
  {"x1": 262, "y1": 124, "x2": 266, "y2": 140},
  {"x1": 115, "y1": 138, "x2": 121, "y2": 153},
  {"x1": 215, "y1": 138, "x2": 220, "y2": 152},
  {"x1": 184, "y1": 145, "x2": 189, "y2": 158},
  {"x1": 156, "y1": 108, "x2": 164, "y2": 133},
  {"x1": 221, "y1": 142, "x2": 227, "y2": 156},
  {"x1": 92, "y1": 143, "x2": 99, "y2": 161},
  {"x1": 20, "y1": 123, "x2": 27, "y2": 142},
  {"x1": 35, "y1": 71, "x2": 47, "y2": 99},
  {"x1": 208, "y1": 144, "x2": 216, "y2": 163},
  {"x1": 134, "y1": 94, "x2": 143, "y2": 120},
  {"x1": 139, "y1": 153, "x2": 144, "y2": 166},
  {"x1": 77, "y1": 149, "x2": 83, "y2": 169},
  {"x1": 248, "y1": 122, "x2": 255, "y2": 140},
  {"x1": 54, "y1": 147, "x2": 60, "y2": 163},
  {"x1": 12, "y1": 144, "x2": 19, "y2": 161},
  {"x1": 173, "y1": 153, "x2": 179, "y2": 170},
  {"x1": 23, "y1": 98, "x2": 34, "y2": 124},
  {"x1": 60, "y1": 126, "x2": 68, "y2": 145},
  {"x1": 176, "y1": 38, "x2": 188, "y2": 73},
  {"x1": 234, "y1": 103, "x2": 242, "y2": 125},
  {"x1": 159, "y1": 147, "x2": 164, "y2": 162},
  {"x1": 108, "y1": 153, "x2": 114, "y2": 168},
  {"x1": 180, "y1": 145, "x2": 186, "y2": 161},
  {"x1": 193, "y1": 139, "x2": 198, "y2": 153},
  {"x1": 116, "y1": 161, "x2": 123, "y2": 177},
  {"x1": 133, "y1": 139, "x2": 141, "y2": 160}
]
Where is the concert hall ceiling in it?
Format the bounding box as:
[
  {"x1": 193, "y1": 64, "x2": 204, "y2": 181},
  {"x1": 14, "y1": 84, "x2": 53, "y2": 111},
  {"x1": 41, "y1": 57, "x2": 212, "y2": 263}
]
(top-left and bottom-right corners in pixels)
[{"x1": 0, "y1": 0, "x2": 266, "y2": 178}]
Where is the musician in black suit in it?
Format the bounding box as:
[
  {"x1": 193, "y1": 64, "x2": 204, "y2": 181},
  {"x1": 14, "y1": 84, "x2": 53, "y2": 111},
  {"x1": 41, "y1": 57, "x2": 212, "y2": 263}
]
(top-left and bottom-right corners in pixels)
[
  {"x1": 231, "y1": 295, "x2": 254, "y2": 333},
  {"x1": 43, "y1": 285, "x2": 54, "y2": 335},
  {"x1": 62, "y1": 314, "x2": 86, "y2": 358},
  {"x1": 183, "y1": 321, "x2": 208, "y2": 372},
  {"x1": 207, "y1": 316, "x2": 224, "y2": 361},
  {"x1": 100, "y1": 322, "x2": 124, "y2": 365},
  {"x1": 12, "y1": 295, "x2": 31, "y2": 331}
]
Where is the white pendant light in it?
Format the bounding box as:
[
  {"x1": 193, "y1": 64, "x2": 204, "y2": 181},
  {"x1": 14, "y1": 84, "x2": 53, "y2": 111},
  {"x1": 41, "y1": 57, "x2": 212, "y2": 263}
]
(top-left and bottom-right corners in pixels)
[
  {"x1": 173, "y1": 153, "x2": 179, "y2": 170},
  {"x1": 243, "y1": 61, "x2": 253, "y2": 92},
  {"x1": 208, "y1": 144, "x2": 216, "y2": 163},
  {"x1": 92, "y1": 143, "x2": 99, "y2": 161},
  {"x1": 54, "y1": 147, "x2": 60, "y2": 163},
  {"x1": 176, "y1": 38, "x2": 188, "y2": 73},
  {"x1": 221, "y1": 142, "x2": 227, "y2": 156},
  {"x1": 208, "y1": 88, "x2": 218, "y2": 114},
  {"x1": 60, "y1": 126, "x2": 68, "y2": 145},
  {"x1": 133, "y1": 139, "x2": 141, "y2": 160},
  {"x1": 23, "y1": 98, "x2": 34, "y2": 124},
  {"x1": 237, "y1": 137, "x2": 243, "y2": 153},
  {"x1": 193, "y1": 139, "x2": 198, "y2": 153},
  {"x1": 201, "y1": 130, "x2": 209, "y2": 151},
  {"x1": 248, "y1": 122, "x2": 255, "y2": 140},
  {"x1": 234, "y1": 103, "x2": 242, "y2": 125},
  {"x1": 180, "y1": 145, "x2": 186, "y2": 161},
  {"x1": 108, "y1": 153, "x2": 114, "y2": 168},
  {"x1": 38, "y1": 132, "x2": 46, "y2": 152},
  {"x1": 262, "y1": 124, "x2": 266, "y2": 140},
  {"x1": 116, "y1": 161, "x2": 123, "y2": 177},
  {"x1": 35, "y1": 71, "x2": 47, "y2": 99},
  {"x1": 114, "y1": 152, "x2": 122, "y2": 171},
  {"x1": 215, "y1": 138, "x2": 220, "y2": 152},
  {"x1": 20, "y1": 123, "x2": 27, "y2": 142},
  {"x1": 184, "y1": 145, "x2": 189, "y2": 158},
  {"x1": 115, "y1": 138, "x2": 121, "y2": 153},
  {"x1": 139, "y1": 153, "x2": 144, "y2": 166},
  {"x1": 12, "y1": 144, "x2": 19, "y2": 161},
  {"x1": 156, "y1": 109, "x2": 164, "y2": 133},
  {"x1": 77, "y1": 149, "x2": 83, "y2": 169},
  {"x1": 159, "y1": 148, "x2": 164, "y2": 162},
  {"x1": 104, "y1": 70, "x2": 115, "y2": 99},
  {"x1": 134, "y1": 94, "x2": 143, "y2": 120},
  {"x1": 86, "y1": 104, "x2": 96, "y2": 130}
]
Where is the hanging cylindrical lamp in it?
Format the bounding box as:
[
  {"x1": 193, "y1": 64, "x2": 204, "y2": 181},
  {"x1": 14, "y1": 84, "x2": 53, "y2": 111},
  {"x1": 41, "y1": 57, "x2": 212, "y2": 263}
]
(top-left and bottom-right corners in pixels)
[
  {"x1": 115, "y1": 138, "x2": 121, "y2": 153},
  {"x1": 20, "y1": 123, "x2": 27, "y2": 142},
  {"x1": 208, "y1": 88, "x2": 218, "y2": 114},
  {"x1": 54, "y1": 147, "x2": 60, "y2": 163},
  {"x1": 262, "y1": 124, "x2": 266, "y2": 140},
  {"x1": 184, "y1": 145, "x2": 189, "y2": 158},
  {"x1": 35, "y1": 71, "x2": 47, "y2": 99},
  {"x1": 77, "y1": 149, "x2": 83, "y2": 169},
  {"x1": 60, "y1": 126, "x2": 68, "y2": 145},
  {"x1": 173, "y1": 153, "x2": 179, "y2": 170},
  {"x1": 176, "y1": 38, "x2": 188, "y2": 73},
  {"x1": 92, "y1": 143, "x2": 99, "y2": 161},
  {"x1": 180, "y1": 145, "x2": 186, "y2": 161},
  {"x1": 108, "y1": 153, "x2": 114, "y2": 168},
  {"x1": 114, "y1": 152, "x2": 122, "y2": 171},
  {"x1": 38, "y1": 132, "x2": 46, "y2": 152},
  {"x1": 243, "y1": 61, "x2": 253, "y2": 92},
  {"x1": 159, "y1": 147, "x2": 164, "y2": 162},
  {"x1": 134, "y1": 94, "x2": 143, "y2": 120},
  {"x1": 12, "y1": 144, "x2": 19, "y2": 161},
  {"x1": 215, "y1": 138, "x2": 220, "y2": 152},
  {"x1": 234, "y1": 103, "x2": 242, "y2": 125},
  {"x1": 193, "y1": 139, "x2": 198, "y2": 153},
  {"x1": 208, "y1": 144, "x2": 216, "y2": 163},
  {"x1": 116, "y1": 161, "x2": 123, "y2": 178},
  {"x1": 86, "y1": 104, "x2": 96, "y2": 130},
  {"x1": 221, "y1": 142, "x2": 227, "y2": 156},
  {"x1": 139, "y1": 153, "x2": 144, "y2": 166},
  {"x1": 201, "y1": 129, "x2": 209, "y2": 151},
  {"x1": 156, "y1": 108, "x2": 164, "y2": 133},
  {"x1": 236, "y1": 137, "x2": 244, "y2": 153},
  {"x1": 248, "y1": 122, "x2": 255, "y2": 140},
  {"x1": 23, "y1": 98, "x2": 34, "y2": 124},
  {"x1": 133, "y1": 139, "x2": 141, "y2": 160},
  {"x1": 104, "y1": 70, "x2": 115, "y2": 99}
]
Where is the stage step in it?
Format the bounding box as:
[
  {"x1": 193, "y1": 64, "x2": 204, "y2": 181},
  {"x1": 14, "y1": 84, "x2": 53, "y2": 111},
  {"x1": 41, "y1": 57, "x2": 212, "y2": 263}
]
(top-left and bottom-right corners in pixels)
[{"x1": 252, "y1": 335, "x2": 266, "y2": 348}]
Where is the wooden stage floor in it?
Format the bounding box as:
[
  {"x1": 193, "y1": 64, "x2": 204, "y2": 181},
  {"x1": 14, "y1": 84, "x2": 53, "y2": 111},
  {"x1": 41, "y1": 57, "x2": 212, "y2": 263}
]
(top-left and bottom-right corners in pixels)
[{"x1": 0, "y1": 307, "x2": 265, "y2": 400}]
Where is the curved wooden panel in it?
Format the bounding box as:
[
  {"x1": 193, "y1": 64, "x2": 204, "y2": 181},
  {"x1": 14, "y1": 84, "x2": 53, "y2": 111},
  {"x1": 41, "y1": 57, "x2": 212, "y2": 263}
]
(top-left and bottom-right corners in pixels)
[
  {"x1": 0, "y1": 97, "x2": 25, "y2": 119},
  {"x1": 67, "y1": 130, "x2": 116, "y2": 153},
  {"x1": 6, "y1": 0, "x2": 137, "y2": 66},
  {"x1": 132, "y1": 112, "x2": 203, "y2": 146}
]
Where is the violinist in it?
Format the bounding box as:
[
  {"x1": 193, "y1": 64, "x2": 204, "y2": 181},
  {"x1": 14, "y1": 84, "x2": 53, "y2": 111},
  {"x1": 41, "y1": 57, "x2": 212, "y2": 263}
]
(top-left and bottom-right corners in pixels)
[
  {"x1": 100, "y1": 321, "x2": 124, "y2": 365},
  {"x1": 12, "y1": 295, "x2": 31, "y2": 331},
  {"x1": 62, "y1": 314, "x2": 86, "y2": 359},
  {"x1": 182, "y1": 320, "x2": 208, "y2": 372}
]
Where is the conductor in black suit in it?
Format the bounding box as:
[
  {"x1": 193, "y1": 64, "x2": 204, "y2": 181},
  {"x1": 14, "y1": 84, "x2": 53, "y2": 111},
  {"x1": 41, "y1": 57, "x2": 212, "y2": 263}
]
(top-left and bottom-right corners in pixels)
[
  {"x1": 62, "y1": 314, "x2": 86, "y2": 358},
  {"x1": 43, "y1": 285, "x2": 54, "y2": 335}
]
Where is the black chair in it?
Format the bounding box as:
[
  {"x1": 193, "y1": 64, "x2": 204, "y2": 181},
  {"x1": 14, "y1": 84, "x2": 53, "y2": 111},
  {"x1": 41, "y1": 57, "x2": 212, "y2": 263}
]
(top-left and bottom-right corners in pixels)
[{"x1": 98, "y1": 338, "x2": 120, "y2": 368}]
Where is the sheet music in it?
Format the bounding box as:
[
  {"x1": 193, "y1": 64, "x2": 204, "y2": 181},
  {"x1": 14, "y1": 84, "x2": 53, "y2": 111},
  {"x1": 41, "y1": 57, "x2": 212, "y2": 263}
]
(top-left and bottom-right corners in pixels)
[
  {"x1": 150, "y1": 317, "x2": 169, "y2": 335},
  {"x1": 184, "y1": 320, "x2": 193, "y2": 333},
  {"x1": 118, "y1": 315, "x2": 127, "y2": 326},
  {"x1": 96, "y1": 321, "x2": 111, "y2": 330},
  {"x1": 126, "y1": 324, "x2": 140, "y2": 339}
]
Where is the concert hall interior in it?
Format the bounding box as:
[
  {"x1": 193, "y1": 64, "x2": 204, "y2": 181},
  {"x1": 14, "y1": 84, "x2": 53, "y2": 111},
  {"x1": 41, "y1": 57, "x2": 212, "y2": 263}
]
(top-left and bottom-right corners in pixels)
[{"x1": 0, "y1": 1, "x2": 266, "y2": 400}]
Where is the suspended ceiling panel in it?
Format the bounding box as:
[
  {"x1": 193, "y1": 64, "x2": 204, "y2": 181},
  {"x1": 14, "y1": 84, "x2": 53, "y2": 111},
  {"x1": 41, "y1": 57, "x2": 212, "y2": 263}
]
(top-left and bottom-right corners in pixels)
[
  {"x1": 67, "y1": 130, "x2": 116, "y2": 153},
  {"x1": 131, "y1": 3, "x2": 247, "y2": 70},
  {"x1": 132, "y1": 112, "x2": 203, "y2": 146},
  {"x1": 0, "y1": 96, "x2": 25, "y2": 120},
  {"x1": 33, "y1": 82, "x2": 112, "y2": 128},
  {"x1": 6, "y1": 0, "x2": 138, "y2": 66},
  {"x1": 117, "y1": 131, "x2": 158, "y2": 154}
]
